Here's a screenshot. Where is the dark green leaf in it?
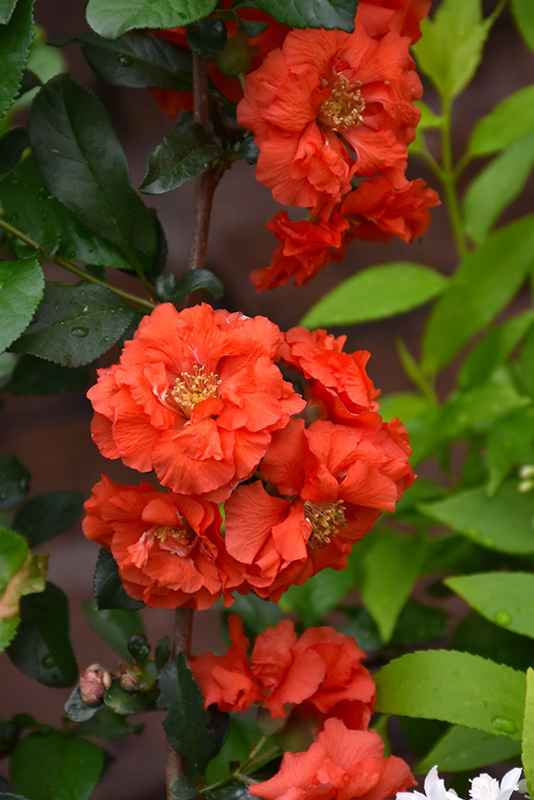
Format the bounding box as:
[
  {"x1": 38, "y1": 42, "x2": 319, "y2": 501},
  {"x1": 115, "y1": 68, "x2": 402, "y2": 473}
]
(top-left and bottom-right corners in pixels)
[
  {"x1": 10, "y1": 730, "x2": 104, "y2": 800},
  {"x1": 523, "y1": 668, "x2": 534, "y2": 799},
  {"x1": 169, "y1": 269, "x2": 224, "y2": 303},
  {"x1": 468, "y1": 86, "x2": 534, "y2": 156},
  {"x1": 279, "y1": 561, "x2": 359, "y2": 627},
  {"x1": 93, "y1": 548, "x2": 145, "y2": 611},
  {"x1": 7, "y1": 582, "x2": 77, "y2": 687},
  {"x1": 233, "y1": 136, "x2": 258, "y2": 165},
  {"x1": 375, "y1": 650, "x2": 525, "y2": 739},
  {"x1": 77, "y1": 30, "x2": 193, "y2": 89},
  {"x1": 0, "y1": 794, "x2": 29, "y2": 799},
  {"x1": 18, "y1": 68, "x2": 41, "y2": 97},
  {"x1": 86, "y1": 0, "x2": 218, "y2": 39},
  {"x1": 253, "y1": 0, "x2": 357, "y2": 31},
  {"x1": 170, "y1": 775, "x2": 199, "y2": 800},
  {"x1": 210, "y1": 784, "x2": 251, "y2": 800},
  {"x1": 0, "y1": 0, "x2": 17, "y2": 23},
  {"x1": 0, "y1": 259, "x2": 44, "y2": 356},
  {"x1": 84, "y1": 601, "x2": 145, "y2": 663},
  {"x1": 422, "y1": 216, "x2": 534, "y2": 373},
  {"x1": 486, "y1": 406, "x2": 534, "y2": 494},
  {"x1": 390, "y1": 600, "x2": 448, "y2": 646},
  {"x1": 157, "y1": 653, "x2": 229, "y2": 768},
  {"x1": 0, "y1": 454, "x2": 29, "y2": 511},
  {"x1": 104, "y1": 681, "x2": 156, "y2": 715},
  {"x1": 417, "y1": 725, "x2": 522, "y2": 773},
  {"x1": 0, "y1": 0, "x2": 34, "y2": 121},
  {"x1": 186, "y1": 18, "x2": 226, "y2": 57},
  {"x1": 76, "y1": 706, "x2": 144, "y2": 739},
  {"x1": 14, "y1": 490, "x2": 83, "y2": 546},
  {"x1": 155, "y1": 636, "x2": 171, "y2": 670},
  {"x1": 140, "y1": 117, "x2": 222, "y2": 194},
  {"x1": 11, "y1": 283, "x2": 137, "y2": 368},
  {"x1": 519, "y1": 324, "x2": 534, "y2": 399},
  {"x1": 8, "y1": 355, "x2": 92, "y2": 396},
  {"x1": 419, "y1": 480, "x2": 534, "y2": 555},
  {"x1": 224, "y1": 594, "x2": 281, "y2": 638},
  {"x1": 64, "y1": 685, "x2": 103, "y2": 723},
  {"x1": 512, "y1": 0, "x2": 534, "y2": 50},
  {"x1": 300, "y1": 263, "x2": 447, "y2": 328},
  {"x1": 0, "y1": 352, "x2": 17, "y2": 390},
  {"x1": 0, "y1": 127, "x2": 29, "y2": 174},
  {"x1": 451, "y1": 611, "x2": 534, "y2": 672}
]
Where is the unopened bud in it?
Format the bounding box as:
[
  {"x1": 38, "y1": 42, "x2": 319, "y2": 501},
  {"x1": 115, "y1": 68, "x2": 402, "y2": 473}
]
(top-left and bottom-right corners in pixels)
[
  {"x1": 120, "y1": 672, "x2": 139, "y2": 692},
  {"x1": 79, "y1": 664, "x2": 112, "y2": 706}
]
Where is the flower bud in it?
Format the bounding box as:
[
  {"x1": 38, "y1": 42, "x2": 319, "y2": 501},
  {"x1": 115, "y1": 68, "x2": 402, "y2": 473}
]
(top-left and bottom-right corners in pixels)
[
  {"x1": 79, "y1": 664, "x2": 112, "y2": 706},
  {"x1": 120, "y1": 672, "x2": 139, "y2": 692}
]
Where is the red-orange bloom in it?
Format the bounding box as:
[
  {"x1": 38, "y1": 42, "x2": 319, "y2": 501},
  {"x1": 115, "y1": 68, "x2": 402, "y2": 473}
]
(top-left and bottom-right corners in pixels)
[
  {"x1": 358, "y1": 0, "x2": 431, "y2": 43},
  {"x1": 225, "y1": 417, "x2": 415, "y2": 599},
  {"x1": 192, "y1": 617, "x2": 375, "y2": 728},
  {"x1": 249, "y1": 717, "x2": 416, "y2": 800},
  {"x1": 237, "y1": 20, "x2": 422, "y2": 214},
  {"x1": 87, "y1": 303, "x2": 305, "y2": 503},
  {"x1": 83, "y1": 475, "x2": 244, "y2": 610}
]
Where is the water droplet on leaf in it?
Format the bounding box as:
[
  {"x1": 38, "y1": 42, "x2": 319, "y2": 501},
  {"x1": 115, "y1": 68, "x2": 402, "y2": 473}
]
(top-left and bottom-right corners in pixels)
[
  {"x1": 42, "y1": 655, "x2": 55, "y2": 669},
  {"x1": 491, "y1": 716, "x2": 518, "y2": 735},
  {"x1": 118, "y1": 55, "x2": 132, "y2": 66},
  {"x1": 71, "y1": 327, "x2": 89, "y2": 338},
  {"x1": 494, "y1": 611, "x2": 512, "y2": 627}
]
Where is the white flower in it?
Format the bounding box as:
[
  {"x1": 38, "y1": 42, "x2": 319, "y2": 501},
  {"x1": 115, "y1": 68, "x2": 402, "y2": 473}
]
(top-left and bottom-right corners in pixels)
[
  {"x1": 469, "y1": 769, "x2": 524, "y2": 800},
  {"x1": 397, "y1": 766, "x2": 459, "y2": 800}
]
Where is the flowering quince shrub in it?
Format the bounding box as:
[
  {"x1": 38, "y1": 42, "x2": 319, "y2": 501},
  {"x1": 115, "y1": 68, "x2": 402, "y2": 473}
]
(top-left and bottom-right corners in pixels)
[{"x1": 2, "y1": 0, "x2": 534, "y2": 798}]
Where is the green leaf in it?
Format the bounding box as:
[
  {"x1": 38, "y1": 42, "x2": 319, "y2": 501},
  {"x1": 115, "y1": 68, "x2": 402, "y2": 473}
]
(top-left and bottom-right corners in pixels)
[
  {"x1": 468, "y1": 86, "x2": 534, "y2": 156},
  {"x1": 155, "y1": 636, "x2": 171, "y2": 670},
  {"x1": 354, "y1": 532, "x2": 427, "y2": 643},
  {"x1": 279, "y1": 562, "x2": 359, "y2": 627},
  {"x1": 8, "y1": 354, "x2": 92, "y2": 396},
  {"x1": 419, "y1": 480, "x2": 534, "y2": 555},
  {"x1": 11, "y1": 283, "x2": 137, "y2": 368},
  {"x1": 74, "y1": 30, "x2": 193, "y2": 90},
  {"x1": 464, "y1": 133, "x2": 534, "y2": 244},
  {"x1": 512, "y1": 0, "x2": 534, "y2": 50},
  {"x1": 186, "y1": 18, "x2": 226, "y2": 58},
  {"x1": 10, "y1": 730, "x2": 104, "y2": 800},
  {"x1": 93, "y1": 548, "x2": 145, "y2": 611},
  {"x1": 422, "y1": 215, "x2": 534, "y2": 373},
  {"x1": 64, "y1": 685, "x2": 103, "y2": 723},
  {"x1": 413, "y1": 0, "x2": 488, "y2": 99},
  {"x1": 224, "y1": 594, "x2": 281, "y2": 638},
  {"x1": 0, "y1": 259, "x2": 44, "y2": 356},
  {"x1": 140, "y1": 117, "x2": 222, "y2": 194},
  {"x1": 210, "y1": 784, "x2": 252, "y2": 800},
  {"x1": 76, "y1": 706, "x2": 144, "y2": 739},
  {"x1": 0, "y1": 126, "x2": 30, "y2": 174},
  {"x1": 523, "y1": 668, "x2": 534, "y2": 800},
  {"x1": 171, "y1": 776, "x2": 199, "y2": 800},
  {"x1": 7, "y1": 582, "x2": 77, "y2": 687},
  {"x1": 0, "y1": 352, "x2": 17, "y2": 390},
  {"x1": 0, "y1": 453, "x2": 30, "y2": 511},
  {"x1": 0, "y1": 617, "x2": 20, "y2": 652},
  {"x1": 14, "y1": 491, "x2": 83, "y2": 546},
  {"x1": 84, "y1": 601, "x2": 145, "y2": 663},
  {"x1": 300, "y1": 263, "x2": 447, "y2": 328},
  {"x1": 452, "y1": 611, "x2": 534, "y2": 673},
  {"x1": 486, "y1": 406, "x2": 534, "y2": 494},
  {"x1": 445, "y1": 572, "x2": 534, "y2": 640},
  {"x1": 0, "y1": 0, "x2": 17, "y2": 23},
  {"x1": 0, "y1": 528, "x2": 46, "y2": 633},
  {"x1": 519, "y1": 324, "x2": 534, "y2": 400},
  {"x1": 458, "y1": 311, "x2": 534, "y2": 390},
  {"x1": 104, "y1": 681, "x2": 157, "y2": 715},
  {"x1": 253, "y1": 0, "x2": 357, "y2": 31},
  {"x1": 375, "y1": 650, "x2": 525, "y2": 739},
  {"x1": 417, "y1": 725, "x2": 521, "y2": 774},
  {"x1": 157, "y1": 653, "x2": 229, "y2": 768},
  {"x1": 0, "y1": 0, "x2": 34, "y2": 121},
  {"x1": 166, "y1": 268, "x2": 224, "y2": 303},
  {"x1": 86, "y1": 0, "x2": 218, "y2": 40}
]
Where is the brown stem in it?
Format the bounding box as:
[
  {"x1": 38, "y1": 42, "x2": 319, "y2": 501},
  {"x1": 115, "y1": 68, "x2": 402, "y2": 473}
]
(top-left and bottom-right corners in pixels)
[{"x1": 166, "y1": 608, "x2": 194, "y2": 800}]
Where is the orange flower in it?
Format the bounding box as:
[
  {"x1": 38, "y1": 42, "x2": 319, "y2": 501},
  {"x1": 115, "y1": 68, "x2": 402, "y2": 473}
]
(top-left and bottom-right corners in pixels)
[
  {"x1": 237, "y1": 19, "x2": 422, "y2": 214},
  {"x1": 83, "y1": 475, "x2": 244, "y2": 610},
  {"x1": 249, "y1": 717, "x2": 416, "y2": 800},
  {"x1": 358, "y1": 0, "x2": 431, "y2": 43},
  {"x1": 87, "y1": 303, "x2": 305, "y2": 503}
]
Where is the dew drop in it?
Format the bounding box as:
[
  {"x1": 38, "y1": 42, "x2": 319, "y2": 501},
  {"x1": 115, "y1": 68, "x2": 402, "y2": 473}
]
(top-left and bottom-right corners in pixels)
[
  {"x1": 491, "y1": 716, "x2": 518, "y2": 735},
  {"x1": 42, "y1": 654, "x2": 55, "y2": 669},
  {"x1": 118, "y1": 55, "x2": 132, "y2": 66},
  {"x1": 494, "y1": 611, "x2": 512, "y2": 627},
  {"x1": 481, "y1": 537, "x2": 494, "y2": 547},
  {"x1": 71, "y1": 326, "x2": 89, "y2": 338},
  {"x1": 466, "y1": 526, "x2": 480, "y2": 539}
]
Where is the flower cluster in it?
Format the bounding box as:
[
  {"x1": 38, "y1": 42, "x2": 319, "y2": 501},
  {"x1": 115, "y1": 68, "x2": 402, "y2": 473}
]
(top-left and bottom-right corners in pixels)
[
  {"x1": 84, "y1": 303, "x2": 414, "y2": 609},
  {"x1": 397, "y1": 766, "x2": 527, "y2": 800},
  {"x1": 192, "y1": 618, "x2": 416, "y2": 800},
  {"x1": 235, "y1": 0, "x2": 439, "y2": 289}
]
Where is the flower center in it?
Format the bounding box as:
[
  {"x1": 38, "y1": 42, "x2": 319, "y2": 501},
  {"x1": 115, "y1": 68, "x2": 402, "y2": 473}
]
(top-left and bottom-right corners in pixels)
[
  {"x1": 318, "y1": 75, "x2": 366, "y2": 132},
  {"x1": 152, "y1": 524, "x2": 196, "y2": 546},
  {"x1": 303, "y1": 500, "x2": 346, "y2": 550},
  {"x1": 169, "y1": 365, "x2": 221, "y2": 418}
]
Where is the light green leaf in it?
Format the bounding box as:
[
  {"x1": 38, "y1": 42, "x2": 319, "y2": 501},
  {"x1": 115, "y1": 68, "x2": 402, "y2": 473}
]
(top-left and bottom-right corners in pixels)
[
  {"x1": 486, "y1": 406, "x2": 534, "y2": 494},
  {"x1": 0, "y1": 259, "x2": 44, "y2": 356},
  {"x1": 512, "y1": 0, "x2": 534, "y2": 50},
  {"x1": 464, "y1": 133, "x2": 534, "y2": 244},
  {"x1": 0, "y1": 0, "x2": 34, "y2": 121},
  {"x1": 445, "y1": 572, "x2": 534, "y2": 639},
  {"x1": 375, "y1": 650, "x2": 525, "y2": 739},
  {"x1": 419, "y1": 480, "x2": 534, "y2": 554},
  {"x1": 84, "y1": 601, "x2": 145, "y2": 663},
  {"x1": 417, "y1": 725, "x2": 521, "y2": 773},
  {"x1": 523, "y1": 668, "x2": 534, "y2": 800},
  {"x1": 300, "y1": 263, "x2": 447, "y2": 328},
  {"x1": 422, "y1": 215, "x2": 534, "y2": 374},
  {"x1": 469, "y1": 86, "x2": 534, "y2": 156},
  {"x1": 86, "y1": 0, "x2": 217, "y2": 40},
  {"x1": 253, "y1": 0, "x2": 358, "y2": 30}
]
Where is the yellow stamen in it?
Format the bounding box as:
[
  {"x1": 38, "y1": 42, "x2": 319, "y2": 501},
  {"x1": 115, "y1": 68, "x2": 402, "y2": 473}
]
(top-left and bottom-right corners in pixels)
[
  {"x1": 318, "y1": 75, "x2": 366, "y2": 132},
  {"x1": 169, "y1": 365, "x2": 221, "y2": 418},
  {"x1": 153, "y1": 524, "x2": 196, "y2": 547},
  {"x1": 303, "y1": 500, "x2": 347, "y2": 550}
]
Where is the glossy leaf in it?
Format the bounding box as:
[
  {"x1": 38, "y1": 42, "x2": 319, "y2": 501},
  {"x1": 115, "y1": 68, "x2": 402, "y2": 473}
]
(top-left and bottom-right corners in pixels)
[
  {"x1": 0, "y1": 528, "x2": 45, "y2": 652},
  {"x1": 419, "y1": 480, "x2": 534, "y2": 555},
  {"x1": 301, "y1": 263, "x2": 447, "y2": 328},
  {"x1": 7, "y1": 582, "x2": 77, "y2": 687},
  {"x1": 8, "y1": 354, "x2": 92, "y2": 396},
  {"x1": 0, "y1": 454, "x2": 30, "y2": 511},
  {"x1": 186, "y1": 17, "x2": 226, "y2": 57},
  {"x1": 171, "y1": 776, "x2": 199, "y2": 800},
  {"x1": 417, "y1": 725, "x2": 521, "y2": 773},
  {"x1": 523, "y1": 668, "x2": 534, "y2": 800},
  {"x1": 155, "y1": 636, "x2": 171, "y2": 670},
  {"x1": 422, "y1": 215, "x2": 534, "y2": 373},
  {"x1": 375, "y1": 650, "x2": 525, "y2": 739},
  {"x1": 86, "y1": 0, "x2": 218, "y2": 39},
  {"x1": 452, "y1": 611, "x2": 534, "y2": 673},
  {"x1": 103, "y1": 682, "x2": 156, "y2": 715},
  {"x1": 0, "y1": 259, "x2": 44, "y2": 356},
  {"x1": 512, "y1": 0, "x2": 534, "y2": 50},
  {"x1": 140, "y1": 117, "x2": 222, "y2": 194},
  {"x1": 10, "y1": 730, "x2": 104, "y2": 800},
  {"x1": 157, "y1": 653, "x2": 229, "y2": 768},
  {"x1": 0, "y1": 126, "x2": 30, "y2": 174},
  {"x1": 253, "y1": 0, "x2": 357, "y2": 31},
  {"x1": 464, "y1": 133, "x2": 534, "y2": 244},
  {"x1": 486, "y1": 405, "x2": 534, "y2": 494},
  {"x1": 0, "y1": 0, "x2": 17, "y2": 23},
  {"x1": 0, "y1": 0, "x2": 34, "y2": 121},
  {"x1": 64, "y1": 685, "x2": 103, "y2": 723},
  {"x1": 93, "y1": 548, "x2": 145, "y2": 611},
  {"x1": 468, "y1": 86, "x2": 534, "y2": 156},
  {"x1": 14, "y1": 491, "x2": 83, "y2": 546},
  {"x1": 166, "y1": 268, "x2": 224, "y2": 303},
  {"x1": 11, "y1": 283, "x2": 137, "y2": 368},
  {"x1": 76, "y1": 706, "x2": 144, "y2": 740},
  {"x1": 84, "y1": 601, "x2": 145, "y2": 663}
]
